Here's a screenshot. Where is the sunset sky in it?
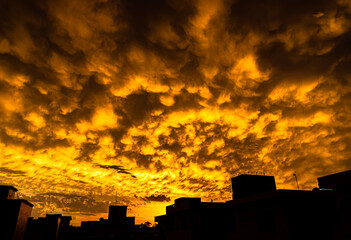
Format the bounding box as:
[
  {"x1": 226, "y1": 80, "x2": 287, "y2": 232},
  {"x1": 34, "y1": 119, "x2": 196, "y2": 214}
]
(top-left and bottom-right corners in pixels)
[{"x1": 0, "y1": 0, "x2": 351, "y2": 225}]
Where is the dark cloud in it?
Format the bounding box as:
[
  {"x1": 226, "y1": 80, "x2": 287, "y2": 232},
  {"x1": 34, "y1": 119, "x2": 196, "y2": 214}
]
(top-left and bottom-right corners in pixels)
[
  {"x1": 117, "y1": 0, "x2": 196, "y2": 51},
  {"x1": 122, "y1": 151, "x2": 154, "y2": 169},
  {"x1": 75, "y1": 142, "x2": 100, "y2": 162},
  {"x1": 113, "y1": 91, "x2": 163, "y2": 127},
  {"x1": 79, "y1": 76, "x2": 110, "y2": 110},
  {"x1": 168, "y1": 89, "x2": 203, "y2": 112},
  {"x1": 263, "y1": 120, "x2": 277, "y2": 134},
  {"x1": 95, "y1": 164, "x2": 136, "y2": 178},
  {"x1": 143, "y1": 194, "x2": 170, "y2": 202},
  {"x1": 227, "y1": 0, "x2": 335, "y2": 34},
  {"x1": 0, "y1": 167, "x2": 26, "y2": 175}
]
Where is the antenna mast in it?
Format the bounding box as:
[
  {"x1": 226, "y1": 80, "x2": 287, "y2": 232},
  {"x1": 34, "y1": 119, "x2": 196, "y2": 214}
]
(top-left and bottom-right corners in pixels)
[{"x1": 293, "y1": 173, "x2": 299, "y2": 190}]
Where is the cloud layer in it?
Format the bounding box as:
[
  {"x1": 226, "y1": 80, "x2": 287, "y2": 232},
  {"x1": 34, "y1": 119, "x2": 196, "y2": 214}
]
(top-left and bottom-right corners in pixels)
[{"x1": 0, "y1": 0, "x2": 351, "y2": 224}]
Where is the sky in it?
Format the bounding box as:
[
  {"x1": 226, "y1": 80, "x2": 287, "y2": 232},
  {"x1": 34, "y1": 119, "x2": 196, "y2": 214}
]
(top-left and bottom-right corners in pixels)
[{"x1": 0, "y1": 0, "x2": 351, "y2": 226}]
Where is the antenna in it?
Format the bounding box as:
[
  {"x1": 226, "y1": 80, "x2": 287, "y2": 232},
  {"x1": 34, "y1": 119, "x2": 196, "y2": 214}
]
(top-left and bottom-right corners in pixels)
[{"x1": 293, "y1": 173, "x2": 299, "y2": 190}]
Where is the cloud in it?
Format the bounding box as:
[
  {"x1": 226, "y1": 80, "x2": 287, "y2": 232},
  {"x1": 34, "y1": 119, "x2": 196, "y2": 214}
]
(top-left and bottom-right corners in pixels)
[
  {"x1": 143, "y1": 194, "x2": 170, "y2": 202},
  {"x1": 25, "y1": 192, "x2": 111, "y2": 214},
  {"x1": 95, "y1": 164, "x2": 136, "y2": 178},
  {"x1": 0, "y1": 167, "x2": 26, "y2": 175},
  {"x1": 75, "y1": 142, "x2": 100, "y2": 162}
]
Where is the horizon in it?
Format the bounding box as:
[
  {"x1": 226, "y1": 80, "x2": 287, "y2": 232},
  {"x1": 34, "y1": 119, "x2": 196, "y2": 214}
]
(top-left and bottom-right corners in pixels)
[{"x1": 9, "y1": 170, "x2": 338, "y2": 226}]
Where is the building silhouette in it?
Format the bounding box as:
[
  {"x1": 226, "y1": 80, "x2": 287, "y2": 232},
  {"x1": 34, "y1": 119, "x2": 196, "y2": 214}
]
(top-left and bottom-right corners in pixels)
[
  {"x1": 80, "y1": 205, "x2": 136, "y2": 240},
  {"x1": 0, "y1": 185, "x2": 33, "y2": 240},
  {"x1": 227, "y1": 175, "x2": 340, "y2": 240},
  {"x1": 24, "y1": 214, "x2": 73, "y2": 240},
  {"x1": 231, "y1": 174, "x2": 276, "y2": 199},
  {"x1": 317, "y1": 170, "x2": 351, "y2": 237},
  {"x1": 318, "y1": 170, "x2": 351, "y2": 192},
  {"x1": 156, "y1": 171, "x2": 351, "y2": 240},
  {"x1": 155, "y1": 197, "x2": 230, "y2": 240}
]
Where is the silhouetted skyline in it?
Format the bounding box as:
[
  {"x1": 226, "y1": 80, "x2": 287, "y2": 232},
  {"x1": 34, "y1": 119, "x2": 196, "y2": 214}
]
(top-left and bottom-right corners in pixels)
[{"x1": 1, "y1": 170, "x2": 350, "y2": 240}]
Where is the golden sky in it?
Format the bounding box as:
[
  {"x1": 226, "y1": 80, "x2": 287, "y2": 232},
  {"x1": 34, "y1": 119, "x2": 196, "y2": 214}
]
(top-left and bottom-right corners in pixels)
[{"x1": 0, "y1": 0, "x2": 351, "y2": 225}]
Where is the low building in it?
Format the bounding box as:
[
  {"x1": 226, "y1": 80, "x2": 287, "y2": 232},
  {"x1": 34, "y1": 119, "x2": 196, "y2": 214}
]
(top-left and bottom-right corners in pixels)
[
  {"x1": 227, "y1": 189, "x2": 343, "y2": 240},
  {"x1": 155, "y1": 198, "x2": 231, "y2": 240},
  {"x1": 80, "y1": 205, "x2": 136, "y2": 240},
  {"x1": 317, "y1": 170, "x2": 351, "y2": 192},
  {"x1": 231, "y1": 174, "x2": 276, "y2": 199},
  {"x1": 155, "y1": 172, "x2": 351, "y2": 240},
  {"x1": 0, "y1": 185, "x2": 33, "y2": 240},
  {"x1": 227, "y1": 174, "x2": 350, "y2": 240},
  {"x1": 317, "y1": 170, "x2": 351, "y2": 238},
  {"x1": 24, "y1": 214, "x2": 73, "y2": 240}
]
